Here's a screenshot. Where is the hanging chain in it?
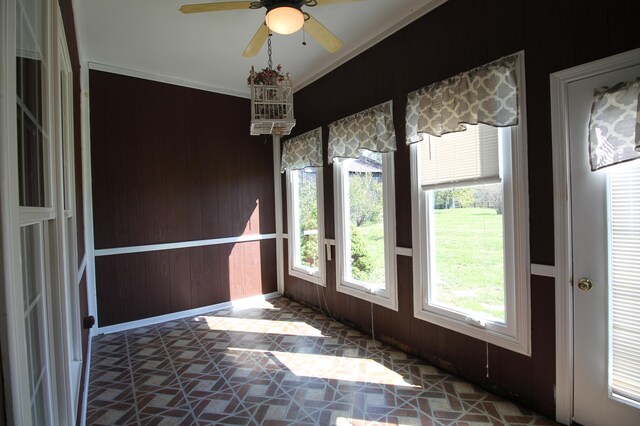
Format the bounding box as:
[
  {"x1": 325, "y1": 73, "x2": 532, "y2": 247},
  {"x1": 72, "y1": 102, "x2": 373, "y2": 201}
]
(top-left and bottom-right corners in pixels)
[{"x1": 267, "y1": 34, "x2": 273, "y2": 70}]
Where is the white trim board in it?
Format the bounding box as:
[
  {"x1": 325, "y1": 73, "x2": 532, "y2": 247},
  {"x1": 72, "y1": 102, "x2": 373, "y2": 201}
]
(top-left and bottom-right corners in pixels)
[
  {"x1": 81, "y1": 59, "x2": 100, "y2": 339},
  {"x1": 97, "y1": 292, "x2": 281, "y2": 335},
  {"x1": 396, "y1": 247, "x2": 413, "y2": 257},
  {"x1": 530, "y1": 264, "x2": 555, "y2": 278},
  {"x1": 549, "y1": 47, "x2": 640, "y2": 425},
  {"x1": 76, "y1": 254, "x2": 87, "y2": 285},
  {"x1": 273, "y1": 136, "x2": 285, "y2": 295},
  {"x1": 94, "y1": 233, "x2": 277, "y2": 257},
  {"x1": 88, "y1": 61, "x2": 251, "y2": 99}
]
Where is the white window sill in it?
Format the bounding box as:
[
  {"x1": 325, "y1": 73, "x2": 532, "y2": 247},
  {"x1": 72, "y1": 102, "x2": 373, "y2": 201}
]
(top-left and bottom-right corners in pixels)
[
  {"x1": 413, "y1": 306, "x2": 530, "y2": 356},
  {"x1": 337, "y1": 280, "x2": 398, "y2": 311}
]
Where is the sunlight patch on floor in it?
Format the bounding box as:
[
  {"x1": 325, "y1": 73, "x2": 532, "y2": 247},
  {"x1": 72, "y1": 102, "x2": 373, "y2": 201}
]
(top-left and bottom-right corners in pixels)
[
  {"x1": 230, "y1": 297, "x2": 277, "y2": 310},
  {"x1": 201, "y1": 316, "x2": 325, "y2": 337},
  {"x1": 272, "y1": 351, "x2": 419, "y2": 387},
  {"x1": 229, "y1": 347, "x2": 418, "y2": 388}
]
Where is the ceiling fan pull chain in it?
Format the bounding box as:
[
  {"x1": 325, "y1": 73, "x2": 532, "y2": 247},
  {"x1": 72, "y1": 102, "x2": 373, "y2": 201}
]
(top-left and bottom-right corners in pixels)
[{"x1": 267, "y1": 34, "x2": 273, "y2": 69}]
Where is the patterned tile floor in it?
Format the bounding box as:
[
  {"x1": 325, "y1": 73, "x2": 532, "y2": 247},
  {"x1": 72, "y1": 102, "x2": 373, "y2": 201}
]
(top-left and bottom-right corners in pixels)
[{"x1": 86, "y1": 297, "x2": 557, "y2": 425}]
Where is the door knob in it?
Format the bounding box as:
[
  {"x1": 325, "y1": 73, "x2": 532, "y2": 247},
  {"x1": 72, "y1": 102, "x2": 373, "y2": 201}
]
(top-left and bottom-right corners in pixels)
[{"x1": 577, "y1": 278, "x2": 593, "y2": 291}]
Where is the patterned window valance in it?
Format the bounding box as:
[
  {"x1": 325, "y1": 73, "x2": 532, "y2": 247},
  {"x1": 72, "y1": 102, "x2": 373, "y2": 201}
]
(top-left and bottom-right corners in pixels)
[
  {"x1": 281, "y1": 127, "x2": 323, "y2": 172},
  {"x1": 588, "y1": 78, "x2": 640, "y2": 171},
  {"x1": 406, "y1": 54, "x2": 520, "y2": 144},
  {"x1": 328, "y1": 100, "x2": 396, "y2": 164}
]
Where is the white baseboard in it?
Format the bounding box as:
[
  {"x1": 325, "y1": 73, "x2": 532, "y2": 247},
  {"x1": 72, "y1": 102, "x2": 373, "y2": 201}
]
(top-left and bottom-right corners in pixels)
[{"x1": 96, "y1": 292, "x2": 281, "y2": 335}]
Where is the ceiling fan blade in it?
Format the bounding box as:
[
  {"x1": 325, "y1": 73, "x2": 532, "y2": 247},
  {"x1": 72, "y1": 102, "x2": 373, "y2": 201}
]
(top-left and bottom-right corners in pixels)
[
  {"x1": 304, "y1": 15, "x2": 343, "y2": 53},
  {"x1": 180, "y1": 1, "x2": 255, "y2": 14},
  {"x1": 242, "y1": 23, "x2": 269, "y2": 57},
  {"x1": 312, "y1": 0, "x2": 368, "y2": 5}
]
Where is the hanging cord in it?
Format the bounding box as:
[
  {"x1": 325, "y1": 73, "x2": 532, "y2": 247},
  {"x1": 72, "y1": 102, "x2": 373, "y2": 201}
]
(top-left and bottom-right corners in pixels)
[
  {"x1": 320, "y1": 285, "x2": 332, "y2": 318},
  {"x1": 301, "y1": 12, "x2": 309, "y2": 46},
  {"x1": 315, "y1": 285, "x2": 324, "y2": 315},
  {"x1": 366, "y1": 287, "x2": 380, "y2": 360},
  {"x1": 267, "y1": 34, "x2": 273, "y2": 69},
  {"x1": 486, "y1": 341, "x2": 490, "y2": 378},
  {"x1": 370, "y1": 297, "x2": 377, "y2": 349},
  {"x1": 482, "y1": 204, "x2": 490, "y2": 378},
  {"x1": 315, "y1": 284, "x2": 332, "y2": 319}
]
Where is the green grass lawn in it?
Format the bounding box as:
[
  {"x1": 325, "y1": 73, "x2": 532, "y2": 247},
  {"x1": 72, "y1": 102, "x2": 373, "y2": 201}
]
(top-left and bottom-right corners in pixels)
[
  {"x1": 356, "y1": 207, "x2": 504, "y2": 321},
  {"x1": 433, "y1": 207, "x2": 504, "y2": 321}
]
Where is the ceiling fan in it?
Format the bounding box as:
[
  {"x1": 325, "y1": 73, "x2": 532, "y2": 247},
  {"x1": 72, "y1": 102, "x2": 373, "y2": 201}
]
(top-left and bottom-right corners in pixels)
[{"x1": 180, "y1": 0, "x2": 367, "y2": 57}]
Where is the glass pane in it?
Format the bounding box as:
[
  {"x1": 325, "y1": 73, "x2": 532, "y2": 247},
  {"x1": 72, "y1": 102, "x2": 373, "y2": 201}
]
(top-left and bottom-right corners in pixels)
[
  {"x1": 20, "y1": 0, "x2": 45, "y2": 55},
  {"x1": 609, "y1": 162, "x2": 640, "y2": 403},
  {"x1": 18, "y1": 112, "x2": 45, "y2": 207},
  {"x1": 344, "y1": 152, "x2": 385, "y2": 287},
  {"x1": 430, "y1": 183, "x2": 505, "y2": 322},
  {"x1": 21, "y1": 226, "x2": 38, "y2": 309},
  {"x1": 18, "y1": 56, "x2": 43, "y2": 125},
  {"x1": 60, "y1": 73, "x2": 70, "y2": 211},
  {"x1": 294, "y1": 169, "x2": 319, "y2": 270},
  {"x1": 31, "y1": 379, "x2": 45, "y2": 426},
  {"x1": 16, "y1": 0, "x2": 47, "y2": 208},
  {"x1": 26, "y1": 311, "x2": 44, "y2": 392},
  {"x1": 21, "y1": 224, "x2": 45, "y2": 401}
]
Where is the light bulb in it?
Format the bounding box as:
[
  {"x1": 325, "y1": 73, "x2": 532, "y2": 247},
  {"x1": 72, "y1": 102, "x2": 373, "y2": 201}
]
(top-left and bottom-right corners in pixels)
[{"x1": 265, "y1": 6, "x2": 304, "y2": 35}]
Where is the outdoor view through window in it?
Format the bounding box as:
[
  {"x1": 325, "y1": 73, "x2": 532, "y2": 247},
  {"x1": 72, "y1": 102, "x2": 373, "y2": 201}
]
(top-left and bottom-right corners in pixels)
[
  {"x1": 343, "y1": 151, "x2": 385, "y2": 289},
  {"x1": 420, "y1": 124, "x2": 506, "y2": 323},
  {"x1": 292, "y1": 168, "x2": 320, "y2": 272},
  {"x1": 431, "y1": 183, "x2": 505, "y2": 322}
]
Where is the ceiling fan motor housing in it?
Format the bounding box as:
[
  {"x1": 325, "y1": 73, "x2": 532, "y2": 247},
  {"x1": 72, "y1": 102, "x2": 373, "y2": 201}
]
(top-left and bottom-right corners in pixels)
[{"x1": 260, "y1": 0, "x2": 307, "y2": 11}]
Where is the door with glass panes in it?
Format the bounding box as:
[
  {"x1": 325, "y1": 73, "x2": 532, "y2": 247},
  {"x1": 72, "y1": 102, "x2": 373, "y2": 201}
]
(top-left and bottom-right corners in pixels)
[{"x1": 569, "y1": 56, "x2": 640, "y2": 425}]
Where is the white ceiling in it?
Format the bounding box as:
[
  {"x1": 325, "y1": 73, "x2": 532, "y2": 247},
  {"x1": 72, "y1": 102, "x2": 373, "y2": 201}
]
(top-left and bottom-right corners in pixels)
[{"x1": 74, "y1": 0, "x2": 445, "y2": 98}]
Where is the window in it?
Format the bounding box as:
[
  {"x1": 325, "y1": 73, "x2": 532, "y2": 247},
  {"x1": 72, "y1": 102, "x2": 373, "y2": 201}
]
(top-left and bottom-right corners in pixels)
[
  {"x1": 282, "y1": 127, "x2": 325, "y2": 285},
  {"x1": 286, "y1": 167, "x2": 325, "y2": 285},
  {"x1": 408, "y1": 53, "x2": 530, "y2": 354},
  {"x1": 334, "y1": 150, "x2": 397, "y2": 310}
]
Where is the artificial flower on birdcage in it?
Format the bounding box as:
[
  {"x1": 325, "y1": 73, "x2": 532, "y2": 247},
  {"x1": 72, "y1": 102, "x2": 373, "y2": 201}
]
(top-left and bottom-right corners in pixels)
[{"x1": 248, "y1": 64, "x2": 287, "y2": 86}]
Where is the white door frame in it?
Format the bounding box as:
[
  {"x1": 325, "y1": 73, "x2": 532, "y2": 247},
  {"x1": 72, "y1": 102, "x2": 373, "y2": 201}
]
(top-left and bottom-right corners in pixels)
[{"x1": 551, "y1": 47, "x2": 640, "y2": 425}]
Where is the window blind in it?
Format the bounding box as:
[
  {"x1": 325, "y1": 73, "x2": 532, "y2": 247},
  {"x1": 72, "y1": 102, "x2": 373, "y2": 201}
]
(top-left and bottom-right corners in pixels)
[
  {"x1": 418, "y1": 124, "x2": 500, "y2": 190},
  {"x1": 610, "y1": 163, "x2": 640, "y2": 404}
]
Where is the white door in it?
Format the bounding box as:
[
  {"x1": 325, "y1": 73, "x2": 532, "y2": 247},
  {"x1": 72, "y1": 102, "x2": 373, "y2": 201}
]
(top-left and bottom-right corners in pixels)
[{"x1": 569, "y1": 58, "x2": 640, "y2": 424}]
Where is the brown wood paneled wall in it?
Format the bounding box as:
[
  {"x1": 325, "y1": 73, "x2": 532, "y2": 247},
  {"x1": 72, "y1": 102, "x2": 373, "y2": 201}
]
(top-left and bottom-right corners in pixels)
[
  {"x1": 89, "y1": 70, "x2": 277, "y2": 326},
  {"x1": 284, "y1": 0, "x2": 640, "y2": 418}
]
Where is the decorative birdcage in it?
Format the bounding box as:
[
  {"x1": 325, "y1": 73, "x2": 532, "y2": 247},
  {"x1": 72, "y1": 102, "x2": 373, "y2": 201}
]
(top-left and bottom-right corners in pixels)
[
  {"x1": 248, "y1": 36, "x2": 296, "y2": 136},
  {"x1": 249, "y1": 66, "x2": 296, "y2": 136}
]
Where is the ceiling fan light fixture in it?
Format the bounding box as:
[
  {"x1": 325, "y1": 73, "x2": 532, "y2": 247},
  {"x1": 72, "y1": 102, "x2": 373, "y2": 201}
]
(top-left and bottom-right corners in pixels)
[{"x1": 265, "y1": 6, "x2": 304, "y2": 35}]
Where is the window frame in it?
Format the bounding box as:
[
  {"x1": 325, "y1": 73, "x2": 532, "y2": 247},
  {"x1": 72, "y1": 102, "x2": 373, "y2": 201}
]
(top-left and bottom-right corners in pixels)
[
  {"x1": 410, "y1": 52, "x2": 531, "y2": 355},
  {"x1": 286, "y1": 167, "x2": 326, "y2": 286},
  {"x1": 333, "y1": 152, "x2": 398, "y2": 311}
]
